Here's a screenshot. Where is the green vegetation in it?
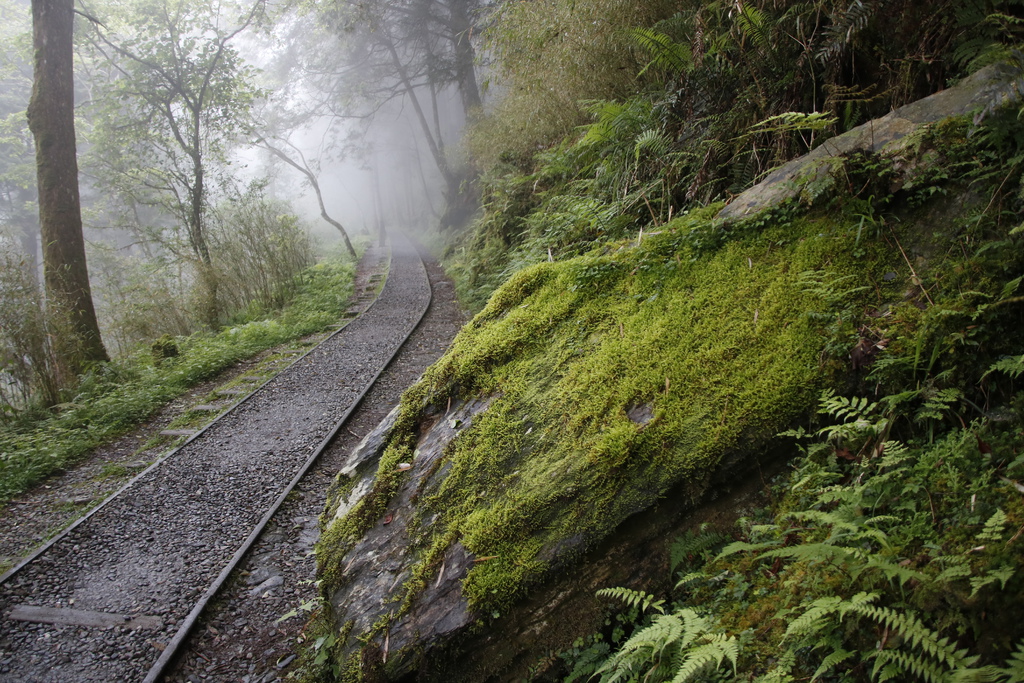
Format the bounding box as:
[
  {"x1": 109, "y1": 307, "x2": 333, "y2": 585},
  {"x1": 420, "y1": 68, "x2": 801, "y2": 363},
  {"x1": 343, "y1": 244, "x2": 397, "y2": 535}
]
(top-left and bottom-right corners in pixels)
[
  {"x1": 453, "y1": 0, "x2": 1024, "y2": 311},
  {"x1": 318, "y1": 69, "x2": 1024, "y2": 676},
  {"x1": 0, "y1": 253, "x2": 358, "y2": 502},
  {"x1": 562, "y1": 383, "x2": 1024, "y2": 681}
]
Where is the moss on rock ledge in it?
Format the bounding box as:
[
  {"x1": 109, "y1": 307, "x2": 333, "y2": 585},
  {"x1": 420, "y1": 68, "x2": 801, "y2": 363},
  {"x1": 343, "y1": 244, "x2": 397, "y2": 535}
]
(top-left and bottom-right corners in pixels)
[
  {"x1": 315, "y1": 83, "x2": 1023, "y2": 677},
  {"x1": 316, "y1": 194, "x2": 911, "y2": 675},
  {"x1": 408, "y1": 210, "x2": 895, "y2": 611}
]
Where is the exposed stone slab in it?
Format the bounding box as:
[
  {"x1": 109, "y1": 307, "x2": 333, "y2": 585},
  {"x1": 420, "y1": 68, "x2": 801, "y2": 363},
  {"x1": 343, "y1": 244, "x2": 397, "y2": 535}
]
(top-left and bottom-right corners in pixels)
[
  {"x1": 718, "y1": 64, "x2": 1014, "y2": 221},
  {"x1": 158, "y1": 429, "x2": 197, "y2": 437},
  {"x1": 337, "y1": 404, "x2": 401, "y2": 479},
  {"x1": 8, "y1": 605, "x2": 163, "y2": 630},
  {"x1": 326, "y1": 398, "x2": 493, "y2": 672}
]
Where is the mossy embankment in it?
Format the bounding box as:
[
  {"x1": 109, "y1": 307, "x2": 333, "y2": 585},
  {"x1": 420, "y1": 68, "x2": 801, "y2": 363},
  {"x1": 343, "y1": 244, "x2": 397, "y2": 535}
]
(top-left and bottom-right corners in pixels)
[
  {"x1": 319, "y1": 195, "x2": 902, "y2": 631},
  {"x1": 315, "y1": 101, "x2": 1024, "y2": 679},
  {"x1": 404, "y1": 207, "x2": 895, "y2": 612}
]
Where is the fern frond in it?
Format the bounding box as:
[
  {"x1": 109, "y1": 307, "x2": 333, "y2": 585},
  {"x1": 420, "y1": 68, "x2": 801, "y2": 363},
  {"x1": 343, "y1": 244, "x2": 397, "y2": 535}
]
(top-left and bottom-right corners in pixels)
[
  {"x1": 734, "y1": 5, "x2": 773, "y2": 53},
  {"x1": 969, "y1": 565, "x2": 1015, "y2": 597},
  {"x1": 935, "y1": 559, "x2": 973, "y2": 584},
  {"x1": 812, "y1": 647, "x2": 855, "y2": 681},
  {"x1": 978, "y1": 509, "x2": 1009, "y2": 543},
  {"x1": 871, "y1": 647, "x2": 951, "y2": 683},
  {"x1": 948, "y1": 664, "x2": 1006, "y2": 682},
  {"x1": 716, "y1": 539, "x2": 779, "y2": 560},
  {"x1": 848, "y1": 602, "x2": 965, "y2": 670},
  {"x1": 985, "y1": 354, "x2": 1024, "y2": 380},
  {"x1": 784, "y1": 595, "x2": 848, "y2": 640},
  {"x1": 759, "y1": 542, "x2": 860, "y2": 566},
  {"x1": 618, "y1": 613, "x2": 684, "y2": 656},
  {"x1": 743, "y1": 111, "x2": 838, "y2": 138},
  {"x1": 999, "y1": 637, "x2": 1024, "y2": 680},
  {"x1": 675, "y1": 571, "x2": 709, "y2": 590},
  {"x1": 858, "y1": 555, "x2": 927, "y2": 587},
  {"x1": 670, "y1": 636, "x2": 739, "y2": 682},
  {"x1": 758, "y1": 649, "x2": 797, "y2": 682},
  {"x1": 631, "y1": 27, "x2": 693, "y2": 75},
  {"x1": 597, "y1": 586, "x2": 666, "y2": 614},
  {"x1": 817, "y1": 0, "x2": 877, "y2": 65},
  {"x1": 671, "y1": 527, "x2": 731, "y2": 570}
]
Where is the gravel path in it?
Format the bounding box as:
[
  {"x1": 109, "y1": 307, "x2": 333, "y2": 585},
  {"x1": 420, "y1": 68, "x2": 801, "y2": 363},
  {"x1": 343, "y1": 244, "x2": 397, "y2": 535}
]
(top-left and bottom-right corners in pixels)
[
  {"x1": 0, "y1": 233, "x2": 436, "y2": 682},
  {"x1": 165, "y1": 238, "x2": 466, "y2": 683}
]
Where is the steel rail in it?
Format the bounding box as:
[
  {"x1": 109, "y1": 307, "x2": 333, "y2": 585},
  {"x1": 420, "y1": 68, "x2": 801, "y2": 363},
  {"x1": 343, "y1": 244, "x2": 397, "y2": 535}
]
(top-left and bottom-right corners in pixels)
[
  {"x1": 144, "y1": 235, "x2": 431, "y2": 682},
  {"x1": 0, "y1": 233, "x2": 433, "y2": 683}
]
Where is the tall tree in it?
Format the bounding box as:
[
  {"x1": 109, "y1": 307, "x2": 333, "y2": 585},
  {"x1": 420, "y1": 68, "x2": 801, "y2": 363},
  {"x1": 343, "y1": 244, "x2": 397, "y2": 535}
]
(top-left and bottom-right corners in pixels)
[
  {"x1": 26, "y1": 0, "x2": 108, "y2": 365},
  {"x1": 302, "y1": 0, "x2": 487, "y2": 230},
  {"x1": 86, "y1": 0, "x2": 263, "y2": 267},
  {"x1": 0, "y1": 0, "x2": 39, "y2": 273}
]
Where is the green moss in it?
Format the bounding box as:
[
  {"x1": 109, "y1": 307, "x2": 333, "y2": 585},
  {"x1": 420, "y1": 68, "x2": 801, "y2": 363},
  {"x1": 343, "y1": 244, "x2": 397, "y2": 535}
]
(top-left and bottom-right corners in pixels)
[{"x1": 321, "y1": 207, "x2": 902, "y2": 622}]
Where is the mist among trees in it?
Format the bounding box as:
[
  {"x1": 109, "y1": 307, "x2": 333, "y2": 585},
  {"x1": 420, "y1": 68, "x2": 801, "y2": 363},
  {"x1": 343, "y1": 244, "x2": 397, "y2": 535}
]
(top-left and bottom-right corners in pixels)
[{"x1": 0, "y1": 0, "x2": 485, "y2": 412}]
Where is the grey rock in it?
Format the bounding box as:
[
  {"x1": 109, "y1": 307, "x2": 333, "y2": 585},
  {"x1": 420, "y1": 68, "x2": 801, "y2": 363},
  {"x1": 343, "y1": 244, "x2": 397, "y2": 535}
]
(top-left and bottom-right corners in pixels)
[
  {"x1": 718, "y1": 64, "x2": 1015, "y2": 222},
  {"x1": 249, "y1": 575, "x2": 284, "y2": 597}
]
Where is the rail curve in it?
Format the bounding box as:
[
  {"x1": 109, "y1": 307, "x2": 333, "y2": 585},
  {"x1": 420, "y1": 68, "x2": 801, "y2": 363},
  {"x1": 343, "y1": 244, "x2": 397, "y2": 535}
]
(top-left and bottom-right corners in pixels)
[{"x1": 0, "y1": 232, "x2": 432, "y2": 682}]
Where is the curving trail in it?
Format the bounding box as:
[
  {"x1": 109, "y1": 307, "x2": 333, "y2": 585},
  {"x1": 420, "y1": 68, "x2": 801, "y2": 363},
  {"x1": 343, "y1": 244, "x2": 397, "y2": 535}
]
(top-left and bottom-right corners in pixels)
[{"x1": 0, "y1": 233, "x2": 431, "y2": 682}]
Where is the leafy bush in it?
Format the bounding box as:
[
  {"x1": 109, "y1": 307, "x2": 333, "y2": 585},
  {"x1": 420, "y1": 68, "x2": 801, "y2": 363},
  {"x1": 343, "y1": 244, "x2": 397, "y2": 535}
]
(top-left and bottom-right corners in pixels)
[
  {"x1": 0, "y1": 252, "x2": 357, "y2": 502},
  {"x1": 208, "y1": 189, "x2": 316, "y2": 322}
]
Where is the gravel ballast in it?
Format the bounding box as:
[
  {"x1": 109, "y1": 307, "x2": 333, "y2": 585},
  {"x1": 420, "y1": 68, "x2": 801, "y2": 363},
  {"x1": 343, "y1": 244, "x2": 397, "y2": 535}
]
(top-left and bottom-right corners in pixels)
[
  {"x1": 0, "y1": 233, "x2": 432, "y2": 682},
  {"x1": 165, "y1": 237, "x2": 466, "y2": 683}
]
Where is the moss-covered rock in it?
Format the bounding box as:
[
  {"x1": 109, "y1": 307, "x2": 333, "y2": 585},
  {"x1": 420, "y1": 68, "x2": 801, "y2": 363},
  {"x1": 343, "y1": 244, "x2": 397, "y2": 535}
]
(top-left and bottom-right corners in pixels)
[
  {"x1": 317, "y1": 206, "x2": 905, "y2": 675},
  {"x1": 314, "y1": 67, "x2": 1022, "y2": 681}
]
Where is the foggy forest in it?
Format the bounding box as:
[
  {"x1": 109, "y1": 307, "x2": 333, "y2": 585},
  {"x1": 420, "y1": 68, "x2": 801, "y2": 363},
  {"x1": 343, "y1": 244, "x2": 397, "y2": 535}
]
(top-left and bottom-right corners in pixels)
[{"x1": 4, "y1": 0, "x2": 1024, "y2": 681}]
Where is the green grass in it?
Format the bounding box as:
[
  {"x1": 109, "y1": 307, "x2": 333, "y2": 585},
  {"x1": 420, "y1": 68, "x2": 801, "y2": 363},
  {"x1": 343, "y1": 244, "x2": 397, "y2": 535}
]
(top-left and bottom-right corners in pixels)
[{"x1": 0, "y1": 254, "x2": 359, "y2": 503}]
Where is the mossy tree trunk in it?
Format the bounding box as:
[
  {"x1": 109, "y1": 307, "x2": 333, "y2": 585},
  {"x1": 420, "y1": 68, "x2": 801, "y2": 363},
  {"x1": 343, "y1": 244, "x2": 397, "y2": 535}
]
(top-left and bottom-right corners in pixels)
[{"x1": 27, "y1": 0, "x2": 108, "y2": 369}]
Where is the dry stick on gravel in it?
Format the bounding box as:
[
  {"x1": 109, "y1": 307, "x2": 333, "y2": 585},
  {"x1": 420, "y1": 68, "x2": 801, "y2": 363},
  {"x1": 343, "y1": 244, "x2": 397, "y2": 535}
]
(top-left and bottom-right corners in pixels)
[{"x1": 0, "y1": 233, "x2": 432, "y2": 683}]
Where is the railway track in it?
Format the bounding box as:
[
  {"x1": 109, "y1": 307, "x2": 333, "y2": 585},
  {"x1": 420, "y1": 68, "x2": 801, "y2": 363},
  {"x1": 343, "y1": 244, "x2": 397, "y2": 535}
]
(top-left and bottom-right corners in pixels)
[{"x1": 0, "y1": 233, "x2": 432, "y2": 682}]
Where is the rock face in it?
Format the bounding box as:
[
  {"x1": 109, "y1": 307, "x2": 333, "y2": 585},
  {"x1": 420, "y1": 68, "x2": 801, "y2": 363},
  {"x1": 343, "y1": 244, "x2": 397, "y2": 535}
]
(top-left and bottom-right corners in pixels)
[
  {"x1": 317, "y1": 65, "x2": 1017, "y2": 682},
  {"x1": 324, "y1": 394, "x2": 781, "y2": 681},
  {"x1": 717, "y1": 64, "x2": 1013, "y2": 221},
  {"x1": 324, "y1": 398, "x2": 492, "y2": 677}
]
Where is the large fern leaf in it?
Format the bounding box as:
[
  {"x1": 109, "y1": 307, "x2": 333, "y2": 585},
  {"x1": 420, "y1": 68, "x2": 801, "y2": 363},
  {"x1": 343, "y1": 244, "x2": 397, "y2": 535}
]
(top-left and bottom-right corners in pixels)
[{"x1": 631, "y1": 27, "x2": 693, "y2": 76}]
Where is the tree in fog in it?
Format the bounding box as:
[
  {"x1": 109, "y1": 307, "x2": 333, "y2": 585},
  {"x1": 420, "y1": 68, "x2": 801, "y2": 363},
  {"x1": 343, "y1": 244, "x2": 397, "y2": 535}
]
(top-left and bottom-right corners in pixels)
[
  {"x1": 257, "y1": 135, "x2": 358, "y2": 258},
  {"x1": 84, "y1": 0, "x2": 263, "y2": 268},
  {"x1": 297, "y1": 0, "x2": 487, "y2": 229},
  {"x1": 27, "y1": 0, "x2": 109, "y2": 366},
  {"x1": 0, "y1": 0, "x2": 39, "y2": 269}
]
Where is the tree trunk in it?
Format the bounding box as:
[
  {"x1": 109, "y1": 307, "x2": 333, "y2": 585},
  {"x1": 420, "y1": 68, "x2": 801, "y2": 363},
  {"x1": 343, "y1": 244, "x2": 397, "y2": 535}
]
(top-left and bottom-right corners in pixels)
[
  {"x1": 372, "y1": 160, "x2": 386, "y2": 248},
  {"x1": 189, "y1": 115, "x2": 211, "y2": 265},
  {"x1": 260, "y1": 140, "x2": 357, "y2": 259},
  {"x1": 27, "y1": 0, "x2": 108, "y2": 367},
  {"x1": 447, "y1": 0, "x2": 482, "y2": 116},
  {"x1": 381, "y1": 32, "x2": 457, "y2": 197}
]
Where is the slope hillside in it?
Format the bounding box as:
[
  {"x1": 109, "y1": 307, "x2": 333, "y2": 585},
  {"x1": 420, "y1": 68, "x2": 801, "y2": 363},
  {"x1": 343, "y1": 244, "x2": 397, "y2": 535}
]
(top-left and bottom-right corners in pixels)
[{"x1": 312, "y1": 63, "x2": 1024, "y2": 681}]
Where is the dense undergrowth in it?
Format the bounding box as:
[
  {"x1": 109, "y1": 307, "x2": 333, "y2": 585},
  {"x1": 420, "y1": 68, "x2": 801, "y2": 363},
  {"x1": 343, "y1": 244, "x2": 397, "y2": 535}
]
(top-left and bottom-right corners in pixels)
[
  {"x1": 449, "y1": 0, "x2": 1024, "y2": 311},
  {"x1": 562, "y1": 395, "x2": 1024, "y2": 681},
  {"x1": 0, "y1": 252, "x2": 358, "y2": 503},
  {"x1": 310, "y1": 1, "x2": 1024, "y2": 680},
  {"x1": 317, "y1": 106, "x2": 1024, "y2": 681},
  {"x1": 540, "y1": 116, "x2": 1024, "y2": 683}
]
